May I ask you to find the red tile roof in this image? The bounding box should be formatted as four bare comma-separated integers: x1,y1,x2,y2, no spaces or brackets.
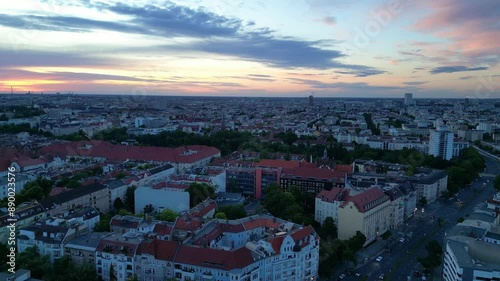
153,222,173,236
291,225,316,249
153,182,189,190
15,157,47,168
174,245,254,271
173,217,203,231
37,141,220,164
193,227,223,247
96,239,138,257
316,188,349,202
270,235,286,254
190,201,217,218
242,217,281,230
344,187,389,213
334,164,353,174
136,239,179,261
0,147,33,171
219,222,245,233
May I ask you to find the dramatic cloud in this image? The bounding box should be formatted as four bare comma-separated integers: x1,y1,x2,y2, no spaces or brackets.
0,49,118,68
412,0,500,64
430,66,488,74
0,2,384,72
336,66,386,77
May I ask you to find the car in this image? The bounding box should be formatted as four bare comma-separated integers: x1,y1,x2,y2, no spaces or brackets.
379,273,385,280
399,238,405,243
339,273,346,279
355,272,361,277
376,256,383,262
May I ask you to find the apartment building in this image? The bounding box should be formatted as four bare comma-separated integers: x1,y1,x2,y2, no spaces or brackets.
17,218,89,263
443,226,500,281
0,202,47,242
38,183,111,216
315,187,392,243
94,214,320,281
337,187,391,243
96,232,141,281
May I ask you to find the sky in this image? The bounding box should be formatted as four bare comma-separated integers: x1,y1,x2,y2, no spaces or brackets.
0,0,498,98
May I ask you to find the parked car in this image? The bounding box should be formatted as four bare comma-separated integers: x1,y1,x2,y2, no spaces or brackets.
379,273,385,280
376,256,383,262
399,238,405,242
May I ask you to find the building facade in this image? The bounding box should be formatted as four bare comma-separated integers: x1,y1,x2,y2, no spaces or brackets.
429,126,454,160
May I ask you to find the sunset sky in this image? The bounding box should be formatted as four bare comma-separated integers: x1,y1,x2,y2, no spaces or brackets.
0,0,498,98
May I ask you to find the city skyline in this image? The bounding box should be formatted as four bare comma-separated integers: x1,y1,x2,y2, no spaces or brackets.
0,0,498,98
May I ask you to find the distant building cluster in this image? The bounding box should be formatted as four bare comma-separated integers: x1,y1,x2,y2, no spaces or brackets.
0,94,499,280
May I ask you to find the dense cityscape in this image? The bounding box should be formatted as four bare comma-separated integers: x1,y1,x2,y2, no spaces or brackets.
1,0,499,280
0,93,499,281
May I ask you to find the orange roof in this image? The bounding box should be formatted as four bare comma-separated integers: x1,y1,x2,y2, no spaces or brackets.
344,187,389,213
242,217,281,230
174,245,254,271
335,164,353,174
38,141,220,164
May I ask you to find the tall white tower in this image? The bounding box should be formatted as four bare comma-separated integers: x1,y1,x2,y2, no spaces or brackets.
429,126,454,160
404,93,413,106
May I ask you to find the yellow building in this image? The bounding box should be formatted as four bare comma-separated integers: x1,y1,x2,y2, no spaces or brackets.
338,187,391,244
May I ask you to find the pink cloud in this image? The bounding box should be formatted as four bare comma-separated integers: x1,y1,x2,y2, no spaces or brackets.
411,0,499,64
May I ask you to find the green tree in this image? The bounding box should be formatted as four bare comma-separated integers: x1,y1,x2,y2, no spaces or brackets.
16,246,50,279
118,209,133,216
156,208,178,222
124,186,136,212
113,198,125,210
322,217,337,239
143,204,155,214
94,212,111,232
381,230,391,240
419,196,428,207
109,264,117,281
126,274,139,281
418,240,443,272
187,182,215,207
494,175,500,191
218,204,247,220
282,131,298,145
215,212,227,219
347,231,366,252
0,243,10,272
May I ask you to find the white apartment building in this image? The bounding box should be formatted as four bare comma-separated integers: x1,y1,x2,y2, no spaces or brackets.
443,232,500,281
429,126,454,160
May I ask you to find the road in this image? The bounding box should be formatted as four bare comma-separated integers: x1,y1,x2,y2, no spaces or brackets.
337,154,499,281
